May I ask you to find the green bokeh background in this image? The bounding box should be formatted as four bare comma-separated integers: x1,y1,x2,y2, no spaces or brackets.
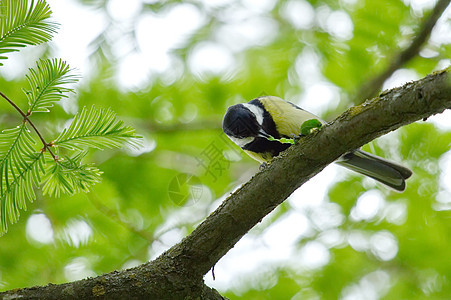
0,0,450,298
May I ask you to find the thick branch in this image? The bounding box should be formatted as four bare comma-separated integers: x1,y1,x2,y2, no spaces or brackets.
354,0,450,103
1,68,450,299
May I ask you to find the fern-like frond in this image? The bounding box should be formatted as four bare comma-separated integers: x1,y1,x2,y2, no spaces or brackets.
0,124,42,235
42,151,102,198
0,150,45,236
53,106,142,151
0,125,38,195
24,58,78,113
0,0,58,65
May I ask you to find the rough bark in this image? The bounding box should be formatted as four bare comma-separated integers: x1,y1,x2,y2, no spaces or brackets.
1,68,450,299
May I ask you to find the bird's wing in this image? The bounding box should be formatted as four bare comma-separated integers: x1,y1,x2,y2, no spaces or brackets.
259,96,325,137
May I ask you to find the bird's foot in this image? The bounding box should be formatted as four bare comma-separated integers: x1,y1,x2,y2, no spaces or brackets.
290,133,300,144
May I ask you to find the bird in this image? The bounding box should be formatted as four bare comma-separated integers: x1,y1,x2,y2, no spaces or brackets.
222,95,412,191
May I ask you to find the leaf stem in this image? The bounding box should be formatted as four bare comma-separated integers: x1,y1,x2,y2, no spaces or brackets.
0,91,58,161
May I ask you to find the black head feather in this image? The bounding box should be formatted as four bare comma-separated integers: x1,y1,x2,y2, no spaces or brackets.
222,104,260,138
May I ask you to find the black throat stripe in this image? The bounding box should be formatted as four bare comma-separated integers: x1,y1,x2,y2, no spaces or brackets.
242,137,291,157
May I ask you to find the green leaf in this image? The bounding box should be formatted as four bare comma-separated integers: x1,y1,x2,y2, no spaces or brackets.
0,147,45,235
0,123,45,236
268,136,295,144
42,151,102,198
24,58,78,113
0,125,38,196
53,106,142,151
0,57,74,236
0,0,58,65
300,119,323,135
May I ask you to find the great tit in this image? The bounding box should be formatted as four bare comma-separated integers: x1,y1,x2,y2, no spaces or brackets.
222,96,412,191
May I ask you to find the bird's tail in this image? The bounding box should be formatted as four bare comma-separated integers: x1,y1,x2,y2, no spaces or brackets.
336,149,412,191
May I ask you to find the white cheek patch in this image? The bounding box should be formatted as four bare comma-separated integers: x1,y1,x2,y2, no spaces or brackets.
227,135,254,148
242,103,264,126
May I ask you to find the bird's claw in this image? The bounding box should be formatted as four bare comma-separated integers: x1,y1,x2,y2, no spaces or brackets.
290,133,300,143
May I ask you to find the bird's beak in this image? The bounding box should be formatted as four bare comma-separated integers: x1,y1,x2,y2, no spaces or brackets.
258,130,271,139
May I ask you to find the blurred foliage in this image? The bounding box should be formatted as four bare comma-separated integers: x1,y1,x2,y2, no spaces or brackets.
0,0,57,65
0,0,450,299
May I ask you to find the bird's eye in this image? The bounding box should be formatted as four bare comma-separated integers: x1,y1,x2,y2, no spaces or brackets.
223,105,259,138
234,123,250,135
232,115,259,136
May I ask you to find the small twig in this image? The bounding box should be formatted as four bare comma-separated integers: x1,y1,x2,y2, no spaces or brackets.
146,119,221,133
0,91,58,161
87,193,156,243
354,0,451,103
0,91,28,119
211,265,216,280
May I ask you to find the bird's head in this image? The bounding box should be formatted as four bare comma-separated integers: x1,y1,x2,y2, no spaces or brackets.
222,104,262,139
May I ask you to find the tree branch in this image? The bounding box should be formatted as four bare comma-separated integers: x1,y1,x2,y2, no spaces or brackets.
146,119,221,133
1,68,450,299
0,91,58,160
354,0,450,103
87,193,156,243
